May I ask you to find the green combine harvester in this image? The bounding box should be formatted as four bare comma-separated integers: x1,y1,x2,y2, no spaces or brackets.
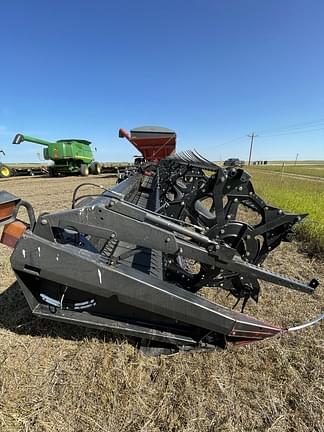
12,134,101,177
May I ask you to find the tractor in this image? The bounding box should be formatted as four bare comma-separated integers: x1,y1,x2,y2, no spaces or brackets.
0,150,12,178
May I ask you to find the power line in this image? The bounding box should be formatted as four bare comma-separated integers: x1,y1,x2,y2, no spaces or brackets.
260,126,324,138
256,118,324,135
215,135,247,148
214,118,324,155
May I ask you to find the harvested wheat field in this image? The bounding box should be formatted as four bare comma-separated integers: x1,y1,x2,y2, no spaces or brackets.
0,174,323,432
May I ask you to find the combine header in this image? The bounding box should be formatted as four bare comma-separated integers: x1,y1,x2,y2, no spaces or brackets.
0,127,322,353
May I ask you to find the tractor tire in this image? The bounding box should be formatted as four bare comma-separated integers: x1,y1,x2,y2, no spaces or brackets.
80,164,89,176
0,164,12,178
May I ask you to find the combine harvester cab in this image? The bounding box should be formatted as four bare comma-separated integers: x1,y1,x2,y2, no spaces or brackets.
0,126,322,354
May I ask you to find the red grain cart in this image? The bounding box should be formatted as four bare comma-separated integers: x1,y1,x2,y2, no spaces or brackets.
119,126,176,162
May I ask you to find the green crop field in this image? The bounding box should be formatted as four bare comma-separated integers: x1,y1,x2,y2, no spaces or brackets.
262,160,324,165
252,163,324,178
248,167,324,254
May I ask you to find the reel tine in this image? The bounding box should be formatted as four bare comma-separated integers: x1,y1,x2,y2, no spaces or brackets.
181,151,189,160
182,151,192,163
188,150,200,163
232,298,241,310
192,150,208,165
190,151,201,163
193,149,214,166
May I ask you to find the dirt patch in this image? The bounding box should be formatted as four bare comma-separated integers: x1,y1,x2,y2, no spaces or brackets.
0,175,323,432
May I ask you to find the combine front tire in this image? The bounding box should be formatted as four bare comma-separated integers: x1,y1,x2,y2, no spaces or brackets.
90,162,102,175
0,165,12,178
80,164,89,176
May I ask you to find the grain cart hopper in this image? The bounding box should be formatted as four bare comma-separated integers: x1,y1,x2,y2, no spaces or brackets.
12,134,101,176
0,145,322,353
119,126,176,163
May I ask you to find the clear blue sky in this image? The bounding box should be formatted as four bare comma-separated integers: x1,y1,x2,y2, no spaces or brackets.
0,0,323,162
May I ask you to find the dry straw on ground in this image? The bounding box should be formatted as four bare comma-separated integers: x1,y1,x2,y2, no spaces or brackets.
0,175,323,431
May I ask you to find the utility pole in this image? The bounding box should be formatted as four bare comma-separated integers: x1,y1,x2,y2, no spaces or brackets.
294,153,299,166
248,132,258,165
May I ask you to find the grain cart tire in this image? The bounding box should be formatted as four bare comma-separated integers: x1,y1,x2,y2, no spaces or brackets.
0,164,12,178
90,162,102,175
80,164,89,176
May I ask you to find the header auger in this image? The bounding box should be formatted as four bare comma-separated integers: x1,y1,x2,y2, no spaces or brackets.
0,141,322,354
